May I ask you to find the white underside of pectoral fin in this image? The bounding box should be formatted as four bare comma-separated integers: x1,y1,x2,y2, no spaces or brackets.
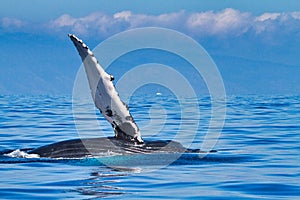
69,34,143,143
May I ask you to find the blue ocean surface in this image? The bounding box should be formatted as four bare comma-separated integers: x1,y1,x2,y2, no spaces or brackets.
0,95,299,199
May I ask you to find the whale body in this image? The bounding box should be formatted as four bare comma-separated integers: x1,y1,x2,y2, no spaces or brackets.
11,34,207,159
28,137,199,158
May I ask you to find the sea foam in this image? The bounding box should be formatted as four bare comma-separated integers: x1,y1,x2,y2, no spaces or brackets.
4,149,40,158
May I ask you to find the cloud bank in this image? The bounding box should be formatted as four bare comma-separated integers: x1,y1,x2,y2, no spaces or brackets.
45,8,300,40
1,8,300,42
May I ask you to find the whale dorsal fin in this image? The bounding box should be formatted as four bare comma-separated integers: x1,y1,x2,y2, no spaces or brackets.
69,34,143,144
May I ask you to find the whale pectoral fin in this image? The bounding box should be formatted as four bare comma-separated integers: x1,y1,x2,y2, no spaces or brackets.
69,34,143,144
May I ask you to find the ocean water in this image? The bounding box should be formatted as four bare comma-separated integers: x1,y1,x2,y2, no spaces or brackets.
0,95,299,199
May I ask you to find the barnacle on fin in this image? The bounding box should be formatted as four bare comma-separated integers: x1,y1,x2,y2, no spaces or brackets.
110,75,114,81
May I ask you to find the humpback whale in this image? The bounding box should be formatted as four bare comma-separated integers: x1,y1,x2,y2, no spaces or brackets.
26,34,204,158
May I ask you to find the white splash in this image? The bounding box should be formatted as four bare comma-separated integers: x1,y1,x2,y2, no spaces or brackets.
4,149,40,158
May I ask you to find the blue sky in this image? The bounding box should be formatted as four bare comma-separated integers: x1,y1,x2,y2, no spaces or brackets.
1,0,300,95
2,0,300,20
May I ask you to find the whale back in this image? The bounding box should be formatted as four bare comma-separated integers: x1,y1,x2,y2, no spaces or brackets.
29,138,188,158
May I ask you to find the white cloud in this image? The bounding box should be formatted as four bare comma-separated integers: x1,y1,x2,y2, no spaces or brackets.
254,13,281,34
1,17,25,28
48,12,130,37
112,10,187,30
113,11,132,21
50,14,76,27
291,12,300,20
256,13,281,22
252,12,300,35
187,8,251,36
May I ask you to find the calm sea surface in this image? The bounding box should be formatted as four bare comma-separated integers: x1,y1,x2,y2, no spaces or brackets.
0,95,299,199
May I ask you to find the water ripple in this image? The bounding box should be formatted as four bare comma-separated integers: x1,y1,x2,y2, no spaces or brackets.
0,95,300,199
